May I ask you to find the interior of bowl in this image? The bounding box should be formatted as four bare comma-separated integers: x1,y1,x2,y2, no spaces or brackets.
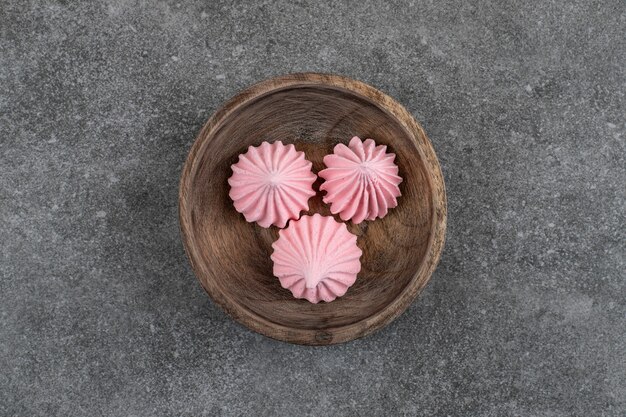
184,82,434,335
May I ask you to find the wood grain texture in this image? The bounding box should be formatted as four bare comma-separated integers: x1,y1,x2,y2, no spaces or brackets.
179,73,447,345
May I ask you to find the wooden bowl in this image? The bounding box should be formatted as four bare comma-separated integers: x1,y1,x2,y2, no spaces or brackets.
179,73,446,345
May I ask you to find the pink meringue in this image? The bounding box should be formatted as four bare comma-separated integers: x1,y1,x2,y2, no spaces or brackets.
271,214,362,303
228,141,316,228
319,136,402,224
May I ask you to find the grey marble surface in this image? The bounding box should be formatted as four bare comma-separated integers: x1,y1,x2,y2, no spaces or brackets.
1,1,624,416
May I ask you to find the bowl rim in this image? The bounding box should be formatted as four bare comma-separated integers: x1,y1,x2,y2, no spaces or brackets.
179,72,447,345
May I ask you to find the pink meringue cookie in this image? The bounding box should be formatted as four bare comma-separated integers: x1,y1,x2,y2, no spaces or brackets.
319,136,402,224
271,214,362,303
228,141,316,228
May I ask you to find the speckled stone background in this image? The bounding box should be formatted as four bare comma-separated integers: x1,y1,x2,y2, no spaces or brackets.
1,1,624,416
